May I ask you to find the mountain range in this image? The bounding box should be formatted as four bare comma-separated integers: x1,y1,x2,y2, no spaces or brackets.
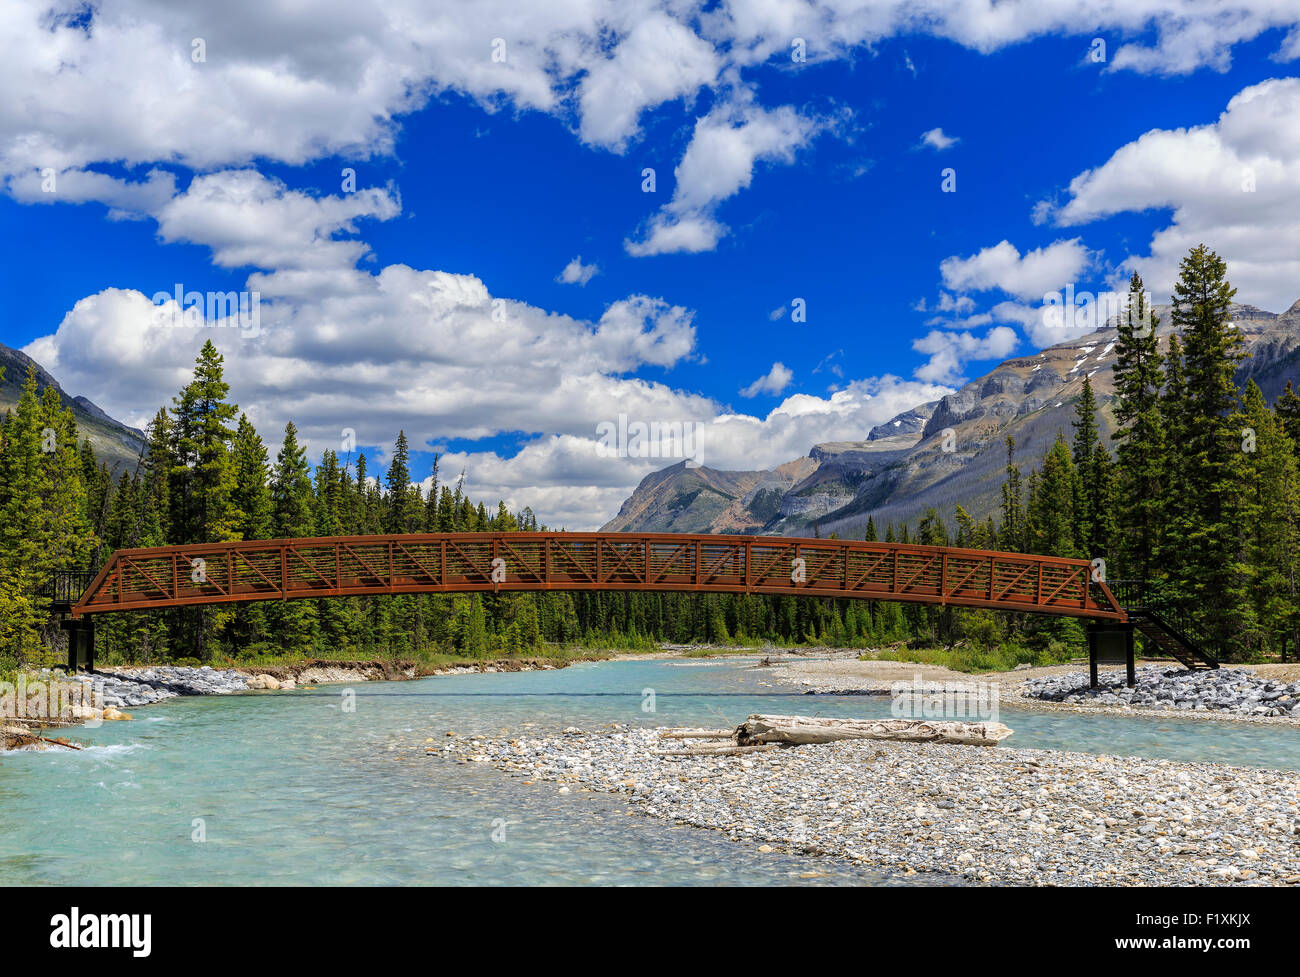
0,342,145,477
602,298,1300,539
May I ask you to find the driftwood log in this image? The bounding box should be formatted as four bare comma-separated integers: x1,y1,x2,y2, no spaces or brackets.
652,714,1013,756
650,744,782,757
657,728,736,740
734,714,1013,747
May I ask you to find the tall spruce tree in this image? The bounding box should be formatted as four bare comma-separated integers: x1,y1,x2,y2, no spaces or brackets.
998,437,1024,551
1070,375,1103,558
384,431,425,534
1275,382,1300,450
168,341,239,544
1168,245,1250,650
226,414,272,653
38,384,94,573
167,343,240,659
313,449,353,652
1157,331,1190,580
1030,435,1079,559
1111,273,1165,580
268,422,318,652
229,414,271,541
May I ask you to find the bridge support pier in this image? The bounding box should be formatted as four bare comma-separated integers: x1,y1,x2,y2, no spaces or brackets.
1087,621,1134,689
60,617,95,673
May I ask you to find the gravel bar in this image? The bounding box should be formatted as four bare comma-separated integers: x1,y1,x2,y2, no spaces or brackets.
444,725,1300,886
771,659,1300,727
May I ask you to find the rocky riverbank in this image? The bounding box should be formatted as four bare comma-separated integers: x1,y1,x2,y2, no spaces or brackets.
446,725,1300,886
83,656,595,705
1020,665,1300,717
2,655,604,740
89,665,250,707
768,656,1300,726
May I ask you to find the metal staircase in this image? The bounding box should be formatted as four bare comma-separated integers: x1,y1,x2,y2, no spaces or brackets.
1108,579,1219,670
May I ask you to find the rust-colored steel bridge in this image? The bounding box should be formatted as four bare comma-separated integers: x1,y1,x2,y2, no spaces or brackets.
68,532,1125,621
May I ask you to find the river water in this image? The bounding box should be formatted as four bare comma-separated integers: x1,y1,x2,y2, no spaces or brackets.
2,657,1298,886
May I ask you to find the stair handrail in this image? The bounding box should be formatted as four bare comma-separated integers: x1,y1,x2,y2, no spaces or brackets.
1108,577,1219,667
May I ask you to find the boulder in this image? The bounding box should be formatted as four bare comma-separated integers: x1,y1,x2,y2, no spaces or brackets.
244,674,281,690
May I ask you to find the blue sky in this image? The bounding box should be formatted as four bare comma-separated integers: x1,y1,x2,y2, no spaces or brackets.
3,2,1299,527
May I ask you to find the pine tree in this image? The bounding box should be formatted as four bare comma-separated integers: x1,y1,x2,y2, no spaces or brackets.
917,508,948,546
998,437,1024,551
80,439,110,543
270,423,314,538
385,431,422,534
313,449,354,653
38,384,94,573
1169,244,1250,650
1240,381,1300,657
142,408,173,542
168,340,239,544
226,414,272,653
268,422,318,653
423,455,441,530
314,450,344,536
1111,272,1165,580
1030,435,1078,559
229,414,271,541
1070,375,1102,557
1090,442,1118,571
1275,382,1300,450
167,344,241,660
0,367,52,659
953,505,981,548
1158,332,1190,580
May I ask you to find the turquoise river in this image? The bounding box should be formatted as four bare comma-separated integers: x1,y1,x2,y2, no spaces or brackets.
3,657,1298,885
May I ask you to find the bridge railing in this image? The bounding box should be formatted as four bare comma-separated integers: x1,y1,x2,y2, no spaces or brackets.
40,569,100,609
69,532,1127,620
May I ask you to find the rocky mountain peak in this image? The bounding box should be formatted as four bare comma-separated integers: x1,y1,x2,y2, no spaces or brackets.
604,294,1300,539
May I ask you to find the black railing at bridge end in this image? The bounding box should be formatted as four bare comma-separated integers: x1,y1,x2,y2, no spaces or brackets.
40,569,100,611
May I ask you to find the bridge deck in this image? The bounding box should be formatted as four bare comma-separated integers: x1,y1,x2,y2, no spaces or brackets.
69,532,1126,621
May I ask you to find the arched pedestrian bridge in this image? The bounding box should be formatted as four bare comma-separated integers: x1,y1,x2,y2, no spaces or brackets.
67,532,1126,620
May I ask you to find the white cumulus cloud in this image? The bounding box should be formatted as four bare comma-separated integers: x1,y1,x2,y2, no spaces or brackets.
557,256,599,286
740,362,794,398
1040,77,1300,311
912,325,1019,385
918,127,959,151
940,239,1095,302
